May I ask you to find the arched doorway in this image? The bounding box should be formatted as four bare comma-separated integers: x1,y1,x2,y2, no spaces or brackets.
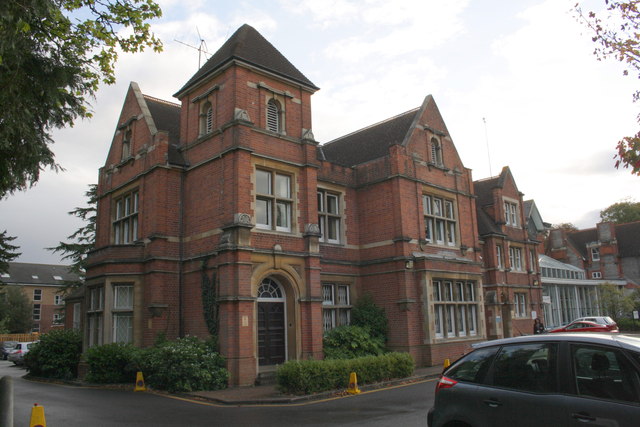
257,278,286,366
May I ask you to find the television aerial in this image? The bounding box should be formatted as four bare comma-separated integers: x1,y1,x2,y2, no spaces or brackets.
175,28,211,69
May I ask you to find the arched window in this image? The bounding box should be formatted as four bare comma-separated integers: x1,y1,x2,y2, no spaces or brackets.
122,128,131,160
199,101,213,135
257,278,284,300
266,99,282,133
431,137,443,166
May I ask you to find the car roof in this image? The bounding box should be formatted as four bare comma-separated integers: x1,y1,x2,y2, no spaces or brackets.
472,333,640,352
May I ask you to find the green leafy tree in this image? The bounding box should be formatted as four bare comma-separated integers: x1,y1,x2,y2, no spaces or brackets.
553,222,579,232
0,231,21,274
575,1,640,175
0,286,33,333
600,198,640,223
351,293,388,341
598,282,634,319
0,0,162,197
48,184,97,280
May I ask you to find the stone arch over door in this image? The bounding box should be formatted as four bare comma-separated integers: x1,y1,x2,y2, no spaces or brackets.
257,277,287,366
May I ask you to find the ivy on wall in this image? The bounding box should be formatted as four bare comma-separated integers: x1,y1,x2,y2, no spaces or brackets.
201,265,219,341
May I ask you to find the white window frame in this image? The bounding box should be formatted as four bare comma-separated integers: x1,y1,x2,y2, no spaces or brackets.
112,284,134,344
504,200,519,227
54,295,63,305
591,247,600,261
33,289,42,301
423,195,457,246
113,190,139,244
317,189,342,244
509,246,523,271
87,287,104,347
592,271,602,279
33,303,41,321
514,293,527,317
433,280,479,339
322,283,351,332
496,245,504,269
256,169,293,232
53,313,62,324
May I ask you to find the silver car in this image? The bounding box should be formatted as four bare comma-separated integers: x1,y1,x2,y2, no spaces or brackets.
7,342,36,365
428,333,640,427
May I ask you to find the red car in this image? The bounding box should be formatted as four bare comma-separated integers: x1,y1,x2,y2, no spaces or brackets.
549,320,619,333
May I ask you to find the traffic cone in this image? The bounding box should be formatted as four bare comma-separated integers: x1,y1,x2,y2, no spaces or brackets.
29,403,46,427
134,371,146,392
347,371,361,395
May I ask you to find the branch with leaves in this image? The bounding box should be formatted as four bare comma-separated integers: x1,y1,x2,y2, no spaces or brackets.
575,1,640,175
0,0,163,197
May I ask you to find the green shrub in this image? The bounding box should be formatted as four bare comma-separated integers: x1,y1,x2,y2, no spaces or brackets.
139,336,228,393
277,352,414,395
323,325,385,359
24,329,82,380
351,293,388,341
84,343,142,384
616,317,640,331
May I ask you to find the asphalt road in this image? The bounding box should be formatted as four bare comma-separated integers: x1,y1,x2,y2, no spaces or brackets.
1,360,436,426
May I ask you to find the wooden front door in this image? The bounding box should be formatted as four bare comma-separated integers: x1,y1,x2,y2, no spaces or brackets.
258,302,285,366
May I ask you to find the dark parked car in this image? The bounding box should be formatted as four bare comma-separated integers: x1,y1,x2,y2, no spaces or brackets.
549,320,619,333
1,341,17,360
428,333,640,427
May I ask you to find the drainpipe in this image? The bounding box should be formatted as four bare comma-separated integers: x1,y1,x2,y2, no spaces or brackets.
178,167,185,338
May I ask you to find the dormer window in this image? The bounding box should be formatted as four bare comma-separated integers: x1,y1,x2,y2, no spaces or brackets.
199,101,213,136
430,137,443,166
504,200,518,227
591,247,600,261
266,98,283,133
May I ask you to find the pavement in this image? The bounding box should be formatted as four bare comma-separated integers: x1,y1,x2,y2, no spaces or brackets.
186,365,443,405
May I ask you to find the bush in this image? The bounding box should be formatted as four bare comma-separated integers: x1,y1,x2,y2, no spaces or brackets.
351,293,388,341
277,352,414,395
616,317,640,331
138,336,228,393
24,329,82,380
84,343,142,384
323,325,385,359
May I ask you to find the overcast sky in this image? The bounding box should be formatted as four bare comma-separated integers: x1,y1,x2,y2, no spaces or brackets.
2,0,638,265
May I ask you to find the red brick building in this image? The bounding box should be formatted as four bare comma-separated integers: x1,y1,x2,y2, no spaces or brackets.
75,24,527,385
474,167,545,338
2,262,77,333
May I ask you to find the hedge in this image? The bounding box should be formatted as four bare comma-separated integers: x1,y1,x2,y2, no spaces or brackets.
276,352,414,395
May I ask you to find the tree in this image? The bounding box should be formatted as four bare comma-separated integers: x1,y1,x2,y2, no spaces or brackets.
575,1,640,175
598,282,634,319
0,230,21,274
0,0,162,198
600,198,640,223
48,184,97,280
0,286,33,333
553,222,579,232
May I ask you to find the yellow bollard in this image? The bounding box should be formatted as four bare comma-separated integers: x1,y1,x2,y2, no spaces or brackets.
29,403,46,427
134,371,147,392
347,371,361,395
443,358,451,369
